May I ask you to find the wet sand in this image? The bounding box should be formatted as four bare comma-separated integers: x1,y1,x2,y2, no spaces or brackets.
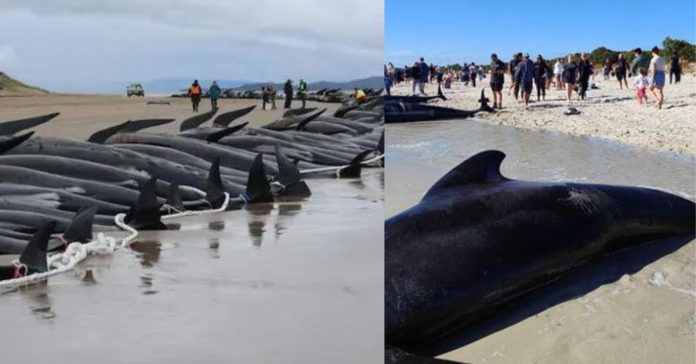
391,74,696,155
0,95,382,363
387,120,695,363
0,94,339,140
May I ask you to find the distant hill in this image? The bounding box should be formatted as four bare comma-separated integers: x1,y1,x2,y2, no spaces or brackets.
232,76,383,92
0,72,49,96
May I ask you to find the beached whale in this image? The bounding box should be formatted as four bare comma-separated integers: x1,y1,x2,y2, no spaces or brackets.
384,85,447,104
385,90,493,123
385,150,695,359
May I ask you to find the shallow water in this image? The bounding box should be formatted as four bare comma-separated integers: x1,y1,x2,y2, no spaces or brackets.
0,170,384,364
387,119,695,215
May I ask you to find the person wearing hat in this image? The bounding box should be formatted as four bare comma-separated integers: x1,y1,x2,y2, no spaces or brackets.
208,80,221,109
283,79,293,109
187,79,202,113
514,53,535,109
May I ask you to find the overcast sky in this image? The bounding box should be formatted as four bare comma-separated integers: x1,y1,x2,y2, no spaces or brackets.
0,0,383,93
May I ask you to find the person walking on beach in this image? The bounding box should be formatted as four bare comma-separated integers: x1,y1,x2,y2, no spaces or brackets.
554,58,564,90
669,54,681,84
563,54,578,102
268,85,277,110
469,63,477,87
208,81,221,109
418,58,429,94
508,53,522,100
261,85,269,110
534,55,549,101
283,79,293,109
630,48,650,78
616,53,629,89
436,67,443,88
462,62,470,85
632,67,650,105
188,80,202,113
411,61,421,94
489,53,506,109
385,72,393,96
514,53,535,110
648,46,666,109
297,79,308,109
603,59,612,81
577,53,592,100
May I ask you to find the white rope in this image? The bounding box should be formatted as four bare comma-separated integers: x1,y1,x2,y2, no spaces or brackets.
0,192,230,288
299,154,384,174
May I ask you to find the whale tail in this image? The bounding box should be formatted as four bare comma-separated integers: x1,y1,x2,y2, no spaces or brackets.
206,122,249,143
0,131,34,154
205,158,226,209
19,221,56,274
437,84,447,100
275,146,311,198
478,89,494,113
125,177,166,230
338,149,373,178
166,183,186,211
243,154,274,204
62,205,98,244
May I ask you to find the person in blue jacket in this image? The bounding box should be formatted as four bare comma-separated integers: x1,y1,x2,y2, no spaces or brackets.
208,81,221,109
514,53,535,110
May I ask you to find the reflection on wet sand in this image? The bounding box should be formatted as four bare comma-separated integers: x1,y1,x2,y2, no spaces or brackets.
275,203,303,239
19,282,55,321
246,204,273,247
130,240,162,267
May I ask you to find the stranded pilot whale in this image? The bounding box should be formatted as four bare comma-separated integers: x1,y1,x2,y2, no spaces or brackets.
385,150,695,360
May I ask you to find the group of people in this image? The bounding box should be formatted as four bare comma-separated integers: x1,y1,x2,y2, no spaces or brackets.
385,45,681,111
186,80,221,113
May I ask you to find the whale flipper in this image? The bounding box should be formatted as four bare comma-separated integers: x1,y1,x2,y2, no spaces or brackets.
179,108,218,131
19,221,55,274
0,112,59,136
206,122,249,143
423,150,508,199
0,132,34,154
212,105,256,127
88,121,132,143
121,118,175,133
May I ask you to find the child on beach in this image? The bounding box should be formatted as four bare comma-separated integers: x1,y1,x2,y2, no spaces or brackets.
632,67,650,105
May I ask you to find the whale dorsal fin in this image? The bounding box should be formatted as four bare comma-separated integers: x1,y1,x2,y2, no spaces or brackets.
423,150,508,199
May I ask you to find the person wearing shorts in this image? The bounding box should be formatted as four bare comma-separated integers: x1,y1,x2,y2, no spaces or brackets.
632,67,649,105
489,53,506,109
648,46,666,109
553,59,564,90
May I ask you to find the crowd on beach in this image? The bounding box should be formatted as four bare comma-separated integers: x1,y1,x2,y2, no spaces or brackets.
385,46,683,111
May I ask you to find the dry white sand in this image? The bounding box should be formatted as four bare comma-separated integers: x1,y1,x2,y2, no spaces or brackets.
392,73,696,155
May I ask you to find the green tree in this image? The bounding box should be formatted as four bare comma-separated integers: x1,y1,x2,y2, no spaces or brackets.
662,37,696,61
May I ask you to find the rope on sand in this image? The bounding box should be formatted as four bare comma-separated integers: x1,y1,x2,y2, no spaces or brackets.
0,192,230,288
299,154,384,175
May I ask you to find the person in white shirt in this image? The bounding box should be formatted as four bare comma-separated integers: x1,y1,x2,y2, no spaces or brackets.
632,67,650,105
553,59,564,90
648,46,666,109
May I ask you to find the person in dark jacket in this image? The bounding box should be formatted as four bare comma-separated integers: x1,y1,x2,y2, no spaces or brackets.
534,55,549,101
508,53,522,100
563,54,578,102
283,79,293,109
615,53,629,89
418,57,429,94
577,53,592,100
208,81,221,109
489,53,506,109
514,53,535,109
630,48,650,78
411,61,421,94
188,79,202,113
670,54,681,84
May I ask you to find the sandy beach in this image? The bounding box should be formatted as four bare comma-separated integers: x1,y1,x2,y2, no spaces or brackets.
0,94,339,140
391,72,696,155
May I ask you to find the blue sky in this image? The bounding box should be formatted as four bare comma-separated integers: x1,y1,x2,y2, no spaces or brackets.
386,0,695,66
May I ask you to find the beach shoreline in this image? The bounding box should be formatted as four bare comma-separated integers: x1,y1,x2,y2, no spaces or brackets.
390,73,696,156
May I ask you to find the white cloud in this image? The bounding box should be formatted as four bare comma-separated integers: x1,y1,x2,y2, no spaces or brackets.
0,1,383,92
